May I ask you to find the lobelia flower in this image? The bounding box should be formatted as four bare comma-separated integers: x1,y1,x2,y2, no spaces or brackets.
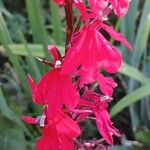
75,67,117,96
22,109,81,150
110,0,131,17
79,88,121,144
89,0,131,18
28,45,79,118
61,20,131,95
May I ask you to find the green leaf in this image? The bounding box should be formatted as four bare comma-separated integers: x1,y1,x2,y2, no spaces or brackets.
18,30,41,80
0,86,31,136
49,0,63,45
25,0,49,44
0,119,26,150
110,84,150,117
119,62,150,84
135,131,150,146
25,0,51,59
0,12,30,95
0,44,65,57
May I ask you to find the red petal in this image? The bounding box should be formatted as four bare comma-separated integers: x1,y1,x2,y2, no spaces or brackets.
28,75,44,105
60,134,74,150
96,32,122,73
56,112,81,137
36,126,60,150
21,116,37,124
97,74,117,96
102,23,132,50
110,0,130,17
95,110,121,145
48,45,62,61
89,0,108,13
53,0,64,5
61,75,79,108
73,0,88,22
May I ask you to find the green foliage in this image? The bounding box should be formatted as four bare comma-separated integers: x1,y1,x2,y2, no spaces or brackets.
0,118,26,150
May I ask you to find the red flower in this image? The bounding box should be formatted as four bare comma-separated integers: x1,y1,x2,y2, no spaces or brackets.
110,0,131,17
28,45,79,117
22,111,81,150
89,0,131,17
95,109,121,145
80,88,121,144
77,67,117,96
36,111,80,150
61,21,131,96
62,26,121,74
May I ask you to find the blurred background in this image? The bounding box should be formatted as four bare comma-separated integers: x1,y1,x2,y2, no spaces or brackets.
0,0,150,149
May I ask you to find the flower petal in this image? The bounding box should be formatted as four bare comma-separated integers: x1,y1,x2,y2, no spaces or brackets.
95,109,121,145
102,23,132,50
21,116,37,124
48,44,62,61
110,0,131,17
56,112,81,137
28,75,44,105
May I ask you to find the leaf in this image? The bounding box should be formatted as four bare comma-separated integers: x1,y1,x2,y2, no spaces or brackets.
25,0,50,58
0,44,64,57
0,86,31,136
110,84,150,117
135,131,150,146
18,30,41,80
49,0,63,45
0,119,26,150
0,12,30,94
119,62,150,84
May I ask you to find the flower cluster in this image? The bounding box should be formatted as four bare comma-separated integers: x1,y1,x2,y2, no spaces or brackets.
22,0,132,149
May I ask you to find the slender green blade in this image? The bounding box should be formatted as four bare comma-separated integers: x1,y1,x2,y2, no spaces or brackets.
26,0,49,44
119,62,150,84
0,44,64,57
110,84,150,117
0,86,30,136
49,0,63,45
18,30,41,80
0,12,30,94
25,0,50,58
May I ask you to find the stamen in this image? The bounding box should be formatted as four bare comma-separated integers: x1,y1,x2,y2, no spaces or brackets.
55,60,62,68
101,95,113,102
39,115,46,127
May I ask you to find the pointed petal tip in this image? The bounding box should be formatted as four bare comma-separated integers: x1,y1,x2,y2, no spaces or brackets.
27,74,36,90
48,44,62,61
21,116,37,124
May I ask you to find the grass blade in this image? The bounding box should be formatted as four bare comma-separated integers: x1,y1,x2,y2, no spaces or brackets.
110,84,150,117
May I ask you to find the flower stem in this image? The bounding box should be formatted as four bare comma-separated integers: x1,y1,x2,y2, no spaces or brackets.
64,0,74,53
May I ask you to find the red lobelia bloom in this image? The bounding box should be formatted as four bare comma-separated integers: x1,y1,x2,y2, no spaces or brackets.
28,45,79,118
77,67,117,96
22,110,81,150
89,0,131,18
61,20,131,96
79,88,121,144
62,20,131,74
110,0,131,17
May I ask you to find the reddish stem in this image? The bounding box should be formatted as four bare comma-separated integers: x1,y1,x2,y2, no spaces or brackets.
64,0,74,53
36,57,54,68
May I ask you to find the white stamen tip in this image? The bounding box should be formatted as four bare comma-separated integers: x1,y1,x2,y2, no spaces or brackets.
39,115,46,127
101,95,113,101
36,57,43,62
110,132,113,136
55,60,61,68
